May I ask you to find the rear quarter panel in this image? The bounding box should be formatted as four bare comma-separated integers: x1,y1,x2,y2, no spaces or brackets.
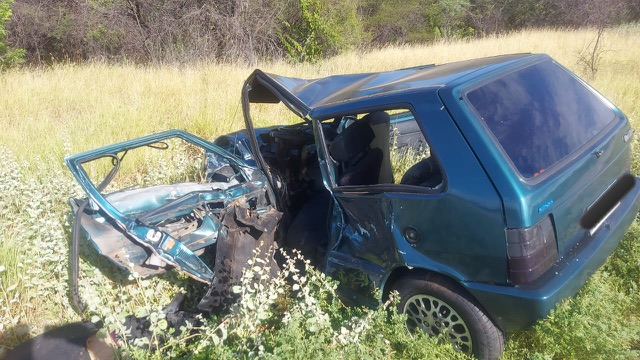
394,98,508,283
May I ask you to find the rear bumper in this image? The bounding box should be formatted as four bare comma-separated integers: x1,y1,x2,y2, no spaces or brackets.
464,176,640,332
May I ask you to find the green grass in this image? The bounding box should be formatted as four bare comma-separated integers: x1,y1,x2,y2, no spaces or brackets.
1,25,640,358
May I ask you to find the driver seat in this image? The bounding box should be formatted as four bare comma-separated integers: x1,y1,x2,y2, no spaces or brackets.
363,111,393,184
329,120,382,186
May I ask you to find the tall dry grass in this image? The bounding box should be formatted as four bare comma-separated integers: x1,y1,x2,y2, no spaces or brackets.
0,26,638,169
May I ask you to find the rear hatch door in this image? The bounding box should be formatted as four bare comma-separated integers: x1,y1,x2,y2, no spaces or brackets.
442,55,636,257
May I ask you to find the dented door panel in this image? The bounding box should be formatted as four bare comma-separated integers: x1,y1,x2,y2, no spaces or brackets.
326,193,400,306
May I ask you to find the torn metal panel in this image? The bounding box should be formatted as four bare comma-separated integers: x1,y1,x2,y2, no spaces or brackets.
66,130,278,290
72,179,276,283
197,205,282,312
71,197,160,277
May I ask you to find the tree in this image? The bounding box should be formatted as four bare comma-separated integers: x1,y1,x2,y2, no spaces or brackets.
467,0,507,35
556,0,627,77
362,0,436,45
6,0,291,64
433,0,471,39
0,0,23,70
6,0,88,64
280,0,361,63
361,0,472,45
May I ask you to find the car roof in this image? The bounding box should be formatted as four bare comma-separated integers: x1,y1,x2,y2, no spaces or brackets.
244,53,539,119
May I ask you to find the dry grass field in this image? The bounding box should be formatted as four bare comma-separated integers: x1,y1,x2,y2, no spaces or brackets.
0,25,638,168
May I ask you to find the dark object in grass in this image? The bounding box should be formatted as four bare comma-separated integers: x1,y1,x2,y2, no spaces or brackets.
2,322,98,360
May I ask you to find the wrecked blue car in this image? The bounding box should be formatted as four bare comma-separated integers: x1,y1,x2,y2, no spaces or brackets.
66,53,640,360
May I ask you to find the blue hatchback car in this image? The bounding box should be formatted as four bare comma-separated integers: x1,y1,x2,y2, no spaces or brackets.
66,53,640,359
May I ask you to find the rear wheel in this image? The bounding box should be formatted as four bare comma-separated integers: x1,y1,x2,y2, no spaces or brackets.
393,273,505,360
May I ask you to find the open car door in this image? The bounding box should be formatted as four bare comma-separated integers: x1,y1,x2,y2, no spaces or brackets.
65,130,280,312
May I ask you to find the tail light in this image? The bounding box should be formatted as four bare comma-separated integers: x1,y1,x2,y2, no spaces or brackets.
506,216,558,285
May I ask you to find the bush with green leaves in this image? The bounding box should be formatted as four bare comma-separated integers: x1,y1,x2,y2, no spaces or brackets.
152,250,466,360
0,0,23,70
279,0,361,63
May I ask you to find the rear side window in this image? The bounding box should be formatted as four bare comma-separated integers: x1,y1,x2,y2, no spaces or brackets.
467,60,616,178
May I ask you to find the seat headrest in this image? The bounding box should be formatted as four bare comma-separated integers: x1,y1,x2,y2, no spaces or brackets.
362,111,390,125
329,120,375,162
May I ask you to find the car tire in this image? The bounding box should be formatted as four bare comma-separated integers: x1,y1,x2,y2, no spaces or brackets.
393,273,505,360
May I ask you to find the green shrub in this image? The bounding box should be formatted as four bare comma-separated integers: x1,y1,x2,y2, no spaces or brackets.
0,0,23,70
279,0,361,63
0,148,79,348
605,221,640,292
180,251,466,359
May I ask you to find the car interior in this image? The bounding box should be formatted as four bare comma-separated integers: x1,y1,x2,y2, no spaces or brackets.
236,109,444,265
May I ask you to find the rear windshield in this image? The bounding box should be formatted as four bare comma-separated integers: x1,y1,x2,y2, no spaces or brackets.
467,60,616,178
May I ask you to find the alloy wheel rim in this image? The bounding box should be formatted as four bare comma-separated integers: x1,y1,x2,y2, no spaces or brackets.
403,294,473,353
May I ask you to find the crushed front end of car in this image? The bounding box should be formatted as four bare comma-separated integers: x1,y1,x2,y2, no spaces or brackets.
65,130,281,313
